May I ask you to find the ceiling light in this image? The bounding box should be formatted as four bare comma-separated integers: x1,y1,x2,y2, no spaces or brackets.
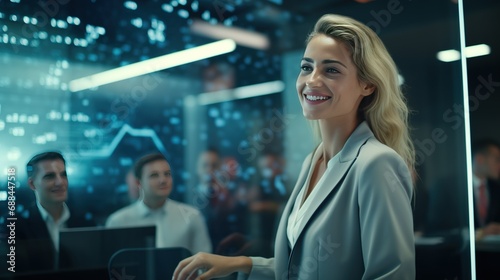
437,44,490,62
437,49,461,62
464,44,490,58
69,39,236,92
190,20,269,50
196,80,285,105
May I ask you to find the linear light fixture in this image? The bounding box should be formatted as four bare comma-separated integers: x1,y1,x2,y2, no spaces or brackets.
436,44,490,62
69,39,237,92
437,49,461,62
195,80,285,105
464,44,490,58
190,20,269,50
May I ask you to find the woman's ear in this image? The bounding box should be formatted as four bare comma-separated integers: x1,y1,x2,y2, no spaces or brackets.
362,83,376,96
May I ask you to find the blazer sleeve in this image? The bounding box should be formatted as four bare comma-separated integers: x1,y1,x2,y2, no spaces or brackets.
357,151,415,280
237,257,275,280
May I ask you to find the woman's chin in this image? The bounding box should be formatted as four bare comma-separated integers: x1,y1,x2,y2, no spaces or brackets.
303,111,321,120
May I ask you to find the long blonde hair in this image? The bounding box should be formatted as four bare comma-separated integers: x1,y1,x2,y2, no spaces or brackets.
306,14,415,175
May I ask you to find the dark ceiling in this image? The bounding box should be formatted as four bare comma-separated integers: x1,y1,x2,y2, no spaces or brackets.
194,0,500,80
224,0,500,93
1,0,497,92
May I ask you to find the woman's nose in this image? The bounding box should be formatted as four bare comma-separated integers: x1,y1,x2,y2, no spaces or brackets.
305,70,322,87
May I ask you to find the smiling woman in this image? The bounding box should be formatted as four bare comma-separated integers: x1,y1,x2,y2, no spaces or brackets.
173,13,416,280
0,0,483,279
297,34,374,124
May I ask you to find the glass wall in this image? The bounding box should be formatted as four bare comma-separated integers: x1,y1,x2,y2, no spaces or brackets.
464,0,500,278
1,0,495,279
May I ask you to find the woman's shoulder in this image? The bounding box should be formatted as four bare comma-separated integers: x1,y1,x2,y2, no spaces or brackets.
354,138,414,198
356,137,406,168
358,137,403,162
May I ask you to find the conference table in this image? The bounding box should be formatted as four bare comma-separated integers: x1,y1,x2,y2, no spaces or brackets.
475,235,500,279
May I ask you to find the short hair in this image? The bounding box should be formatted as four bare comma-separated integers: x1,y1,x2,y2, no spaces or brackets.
27,151,66,178
204,147,220,156
133,153,168,179
472,139,500,157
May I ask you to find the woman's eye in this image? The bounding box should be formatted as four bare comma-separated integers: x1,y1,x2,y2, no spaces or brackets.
300,65,312,71
327,68,339,73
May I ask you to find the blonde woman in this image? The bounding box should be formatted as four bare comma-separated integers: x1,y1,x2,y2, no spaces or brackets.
174,14,415,280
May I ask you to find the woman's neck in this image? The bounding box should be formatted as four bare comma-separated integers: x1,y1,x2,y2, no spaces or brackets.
318,116,360,160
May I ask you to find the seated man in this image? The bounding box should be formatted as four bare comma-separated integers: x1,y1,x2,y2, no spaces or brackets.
14,151,94,273
472,139,500,239
106,153,212,254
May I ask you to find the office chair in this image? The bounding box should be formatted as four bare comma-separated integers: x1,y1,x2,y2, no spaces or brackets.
108,247,192,280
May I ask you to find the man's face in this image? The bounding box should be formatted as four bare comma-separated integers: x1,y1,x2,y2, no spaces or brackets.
197,151,220,180
139,160,173,200
475,146,500,180
485,146,500,180
28,159,68,206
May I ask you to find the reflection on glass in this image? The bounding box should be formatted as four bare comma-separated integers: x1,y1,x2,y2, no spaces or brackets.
0,0,490,279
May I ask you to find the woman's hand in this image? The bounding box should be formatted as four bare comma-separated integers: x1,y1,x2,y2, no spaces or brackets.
172,252,252,280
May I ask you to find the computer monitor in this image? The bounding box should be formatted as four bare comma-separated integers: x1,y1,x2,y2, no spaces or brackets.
58,226,156,270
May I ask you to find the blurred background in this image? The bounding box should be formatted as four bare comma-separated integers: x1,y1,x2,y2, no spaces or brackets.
0,0,499,279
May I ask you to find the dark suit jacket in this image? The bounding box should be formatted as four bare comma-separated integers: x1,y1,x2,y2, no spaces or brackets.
474,179,500,228
14,203,95,273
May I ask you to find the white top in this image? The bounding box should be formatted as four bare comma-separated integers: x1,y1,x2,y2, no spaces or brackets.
36,201,70,251
105,199,212,254
287,149,339,247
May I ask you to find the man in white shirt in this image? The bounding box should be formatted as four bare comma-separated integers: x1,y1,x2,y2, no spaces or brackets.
106,153,212,254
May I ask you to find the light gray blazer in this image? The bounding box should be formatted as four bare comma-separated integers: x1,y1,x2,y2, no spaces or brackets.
243,121,415,280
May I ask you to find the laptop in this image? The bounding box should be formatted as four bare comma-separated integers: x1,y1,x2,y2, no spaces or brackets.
58,225,156,270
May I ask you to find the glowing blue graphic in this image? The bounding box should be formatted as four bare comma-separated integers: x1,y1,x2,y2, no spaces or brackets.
78,124,167,157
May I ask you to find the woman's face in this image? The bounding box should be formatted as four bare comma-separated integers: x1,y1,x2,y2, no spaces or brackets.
296,34,373,121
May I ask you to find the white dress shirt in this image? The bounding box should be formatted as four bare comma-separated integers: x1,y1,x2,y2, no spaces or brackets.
473,175,490,225
473,175,490,205
36,201,70,251
287,150,340,248
105,199,212,254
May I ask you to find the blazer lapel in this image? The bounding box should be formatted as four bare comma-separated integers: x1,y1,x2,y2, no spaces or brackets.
274,151,314,277
291,122,374,249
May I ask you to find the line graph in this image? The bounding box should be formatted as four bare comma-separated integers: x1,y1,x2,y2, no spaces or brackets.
78,124,168,157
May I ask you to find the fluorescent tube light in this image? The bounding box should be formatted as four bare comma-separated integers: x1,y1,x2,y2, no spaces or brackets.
69,39,236,92
190,20,269,50
197,80,285,105
436,44,490,62
437,49,461,62
464,44,490,58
